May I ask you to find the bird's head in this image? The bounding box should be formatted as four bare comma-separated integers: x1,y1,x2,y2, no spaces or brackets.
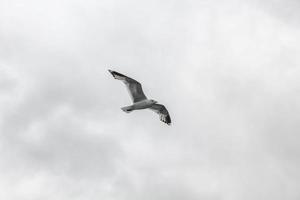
150,99,157,104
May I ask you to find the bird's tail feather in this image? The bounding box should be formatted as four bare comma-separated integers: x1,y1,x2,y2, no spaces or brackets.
121,106,133,113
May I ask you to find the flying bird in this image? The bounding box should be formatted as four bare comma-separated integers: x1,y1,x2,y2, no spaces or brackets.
108,70,171,125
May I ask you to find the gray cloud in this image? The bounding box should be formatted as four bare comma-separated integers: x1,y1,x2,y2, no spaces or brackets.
252,0,300,25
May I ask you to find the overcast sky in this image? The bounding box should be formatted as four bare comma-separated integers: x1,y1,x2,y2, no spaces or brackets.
0,0,300,199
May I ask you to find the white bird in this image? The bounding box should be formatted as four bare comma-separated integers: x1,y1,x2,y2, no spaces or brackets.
108,70,171,125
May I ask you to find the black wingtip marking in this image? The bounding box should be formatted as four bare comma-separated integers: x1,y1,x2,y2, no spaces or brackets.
160,115,171,125
108,69,117,76
108,69,126,79
166,115,171,125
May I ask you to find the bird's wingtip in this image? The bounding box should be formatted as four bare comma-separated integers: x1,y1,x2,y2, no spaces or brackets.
108,69,113,73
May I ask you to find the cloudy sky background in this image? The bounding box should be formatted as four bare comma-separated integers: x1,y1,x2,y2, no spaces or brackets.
0,0,300,199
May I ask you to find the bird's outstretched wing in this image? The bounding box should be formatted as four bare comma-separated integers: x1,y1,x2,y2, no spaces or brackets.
149,104,171,125
108,70,147,103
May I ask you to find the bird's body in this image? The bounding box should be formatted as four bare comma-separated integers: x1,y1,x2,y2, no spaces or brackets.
121,99,156,113
108,69,171,125
132,99,157,110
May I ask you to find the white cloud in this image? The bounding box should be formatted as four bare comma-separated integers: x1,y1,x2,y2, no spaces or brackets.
0,0,300,199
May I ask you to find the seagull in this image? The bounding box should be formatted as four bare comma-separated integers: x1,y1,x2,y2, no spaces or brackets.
108,70,171,125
